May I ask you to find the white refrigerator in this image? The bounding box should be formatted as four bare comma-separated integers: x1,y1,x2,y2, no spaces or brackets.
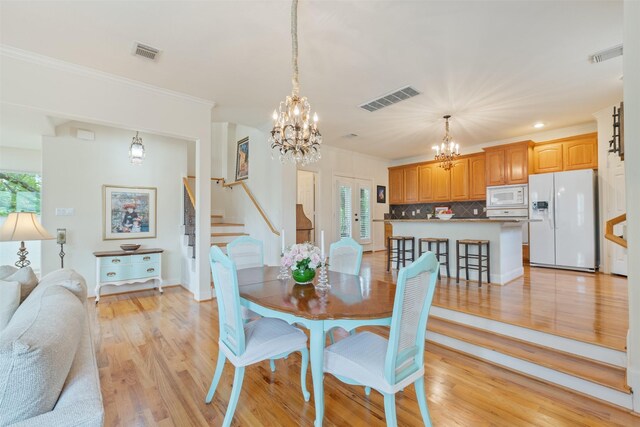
529,169,598,272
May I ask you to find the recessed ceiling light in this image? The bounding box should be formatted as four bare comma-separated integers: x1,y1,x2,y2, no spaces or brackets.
533,122,545,129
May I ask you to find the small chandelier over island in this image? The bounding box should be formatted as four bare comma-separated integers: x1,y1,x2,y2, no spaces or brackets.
269,0,322,166
432,115,460,170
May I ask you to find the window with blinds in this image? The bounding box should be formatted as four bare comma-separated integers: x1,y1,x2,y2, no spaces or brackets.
339,185,352,238
359,187,370,240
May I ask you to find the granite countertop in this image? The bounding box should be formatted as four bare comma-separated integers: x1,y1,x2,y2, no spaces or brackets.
374,218,538,223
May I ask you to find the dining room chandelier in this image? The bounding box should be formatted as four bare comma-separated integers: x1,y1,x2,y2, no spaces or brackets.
432,115,459,170
269,0,322,166
129,131,145,165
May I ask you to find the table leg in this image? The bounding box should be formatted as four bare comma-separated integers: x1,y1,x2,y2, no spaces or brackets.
310,321,325,427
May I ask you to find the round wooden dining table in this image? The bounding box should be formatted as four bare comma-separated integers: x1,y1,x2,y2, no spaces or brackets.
236,266,397,427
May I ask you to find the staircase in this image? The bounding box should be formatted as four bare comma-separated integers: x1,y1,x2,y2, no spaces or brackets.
426,308,632,409
210,215,247,252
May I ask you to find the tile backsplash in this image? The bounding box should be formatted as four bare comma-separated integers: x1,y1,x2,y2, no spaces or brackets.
389,201,487,219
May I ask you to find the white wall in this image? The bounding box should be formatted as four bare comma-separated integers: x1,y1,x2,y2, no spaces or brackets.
298,144,390,252
41,122,188,297
623,0,640,412
1,47,213,300
390,122,598,166
0,146,41,172
594,104,624,274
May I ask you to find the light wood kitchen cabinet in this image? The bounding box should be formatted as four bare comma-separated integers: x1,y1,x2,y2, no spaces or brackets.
384,222,393,248
403,166,419,203
417,163,434,202
433,165,451,201
450,158,470,200
563,133,598,170
532,142,563,173
505,143,530,184
388,167,404,204
530,133,598,174
485,149,506,186
469,154,486,200
484,141,532,186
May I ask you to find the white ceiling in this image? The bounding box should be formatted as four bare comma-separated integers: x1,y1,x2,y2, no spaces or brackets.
0,1,623,159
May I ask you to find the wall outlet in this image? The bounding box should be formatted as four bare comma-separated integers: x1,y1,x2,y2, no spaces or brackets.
416,209,421,213
412,211,415,216
483,207,487,212
474,209,478,215
402,211,405,216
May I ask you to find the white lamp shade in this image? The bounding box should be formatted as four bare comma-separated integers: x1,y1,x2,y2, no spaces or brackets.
0,212,54,242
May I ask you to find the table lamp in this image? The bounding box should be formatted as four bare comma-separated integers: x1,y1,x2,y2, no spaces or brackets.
0,212,54,268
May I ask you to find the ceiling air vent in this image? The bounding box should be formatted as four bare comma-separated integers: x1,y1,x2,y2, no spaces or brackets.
359,86,421,112
132,42,160,61
590,44,623,63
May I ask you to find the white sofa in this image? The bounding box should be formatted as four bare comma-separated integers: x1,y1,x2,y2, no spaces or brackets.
0,269,104,427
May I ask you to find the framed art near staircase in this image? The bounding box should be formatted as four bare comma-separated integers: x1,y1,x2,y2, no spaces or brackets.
236,137,249,181
103,185,157,240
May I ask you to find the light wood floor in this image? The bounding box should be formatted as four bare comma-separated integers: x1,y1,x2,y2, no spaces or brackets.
362,252,629,350
89,262,638,426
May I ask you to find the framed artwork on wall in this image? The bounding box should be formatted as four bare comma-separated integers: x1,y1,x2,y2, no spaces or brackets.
376,185,386,203
103,185,157,240
235,137,249,181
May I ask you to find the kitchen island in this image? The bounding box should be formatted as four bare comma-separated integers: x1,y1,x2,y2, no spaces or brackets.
376,218,533,285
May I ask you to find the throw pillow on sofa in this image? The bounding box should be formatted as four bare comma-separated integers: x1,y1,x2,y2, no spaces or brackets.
33,268,87,302
0,285,84,426
0,280,20,331
0,266,38,303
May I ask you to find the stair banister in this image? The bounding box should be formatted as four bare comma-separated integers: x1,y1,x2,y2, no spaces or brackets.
605,213,627,249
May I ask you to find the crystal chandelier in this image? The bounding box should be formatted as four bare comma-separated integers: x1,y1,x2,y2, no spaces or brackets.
432,115,459,170
129,131,145,165
269,0,322,166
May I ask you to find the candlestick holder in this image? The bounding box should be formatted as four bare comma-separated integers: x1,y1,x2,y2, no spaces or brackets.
277,252,290,280
316,258,330,289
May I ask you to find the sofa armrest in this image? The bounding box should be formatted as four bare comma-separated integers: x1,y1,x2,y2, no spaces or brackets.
9,398,104,427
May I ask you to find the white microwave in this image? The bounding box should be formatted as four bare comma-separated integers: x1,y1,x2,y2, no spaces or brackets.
486,184,528,208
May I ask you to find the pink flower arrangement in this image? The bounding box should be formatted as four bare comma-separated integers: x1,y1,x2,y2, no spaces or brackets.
281,242,322,271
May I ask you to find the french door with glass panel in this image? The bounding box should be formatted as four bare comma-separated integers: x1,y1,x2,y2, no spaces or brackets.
336,177,372,246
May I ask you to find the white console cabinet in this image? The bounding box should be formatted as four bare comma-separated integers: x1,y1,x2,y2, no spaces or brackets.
93,248,163,303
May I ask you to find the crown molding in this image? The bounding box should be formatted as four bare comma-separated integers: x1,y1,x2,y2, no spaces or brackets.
0,45,216,109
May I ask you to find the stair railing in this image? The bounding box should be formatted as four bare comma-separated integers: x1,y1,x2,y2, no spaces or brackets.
182,177,196,258
188,176,280,237
605,213,627,248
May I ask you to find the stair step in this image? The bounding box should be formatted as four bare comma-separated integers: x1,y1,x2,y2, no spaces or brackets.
211,242,228,248
211,232,248,237
427,317,630,393
211,223,244,227
211,214,223,219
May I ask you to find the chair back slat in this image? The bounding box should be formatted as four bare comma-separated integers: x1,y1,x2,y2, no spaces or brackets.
227,236,264,270
384,252,439,386
329,237,363,275
210,246,245,355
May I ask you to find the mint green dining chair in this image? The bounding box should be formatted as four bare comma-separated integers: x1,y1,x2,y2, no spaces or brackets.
206,246,310,427
323,252,439,426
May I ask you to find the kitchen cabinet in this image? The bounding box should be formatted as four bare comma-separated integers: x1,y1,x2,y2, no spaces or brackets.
417,163,434,202
532,142,563,173
384,223,393,249
403,166,419,203
484,141,533,186
433,165,451,201
505,143,530,184
485,149,506,186
530,133,598,174
469,154,486,200
450,158,470,200
564,134,598,170
389,167,404,204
